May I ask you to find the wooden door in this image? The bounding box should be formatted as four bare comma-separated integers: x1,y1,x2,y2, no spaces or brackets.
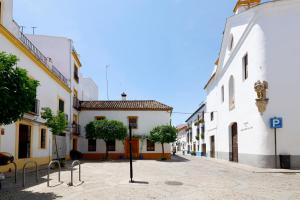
231,123,238,162
18,124,31,159
210,136,215,158
202,143,206,156
125,138,139,159
73,138,78,151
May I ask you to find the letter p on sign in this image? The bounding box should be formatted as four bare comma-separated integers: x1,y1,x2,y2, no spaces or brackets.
270,117,283,129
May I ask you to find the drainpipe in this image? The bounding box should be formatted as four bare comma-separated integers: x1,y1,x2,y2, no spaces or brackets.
68,40,73,155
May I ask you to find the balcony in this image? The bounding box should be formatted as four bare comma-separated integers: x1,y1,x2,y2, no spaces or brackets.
73,96,80,110
28,99,40,116
72,123,80,136
19,32,70,87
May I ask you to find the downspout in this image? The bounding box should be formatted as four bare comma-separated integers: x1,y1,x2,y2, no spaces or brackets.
68,40,73,155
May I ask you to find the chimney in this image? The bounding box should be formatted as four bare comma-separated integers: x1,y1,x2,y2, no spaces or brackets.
121,92,127,101
233,0,261,14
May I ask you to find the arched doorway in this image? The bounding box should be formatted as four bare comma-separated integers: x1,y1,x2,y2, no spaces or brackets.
230,123,238,162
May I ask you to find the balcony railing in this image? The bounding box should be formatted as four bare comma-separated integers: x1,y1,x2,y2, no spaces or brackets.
72,123,80,136
28,99,40,116
19,32,70,87
73,96,80,110
52,65,69,85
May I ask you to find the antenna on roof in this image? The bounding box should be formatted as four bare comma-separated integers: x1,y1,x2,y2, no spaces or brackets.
31,26,37,35
106,65,110,100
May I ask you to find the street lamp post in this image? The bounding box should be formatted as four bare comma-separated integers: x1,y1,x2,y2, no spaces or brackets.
129,124,134,183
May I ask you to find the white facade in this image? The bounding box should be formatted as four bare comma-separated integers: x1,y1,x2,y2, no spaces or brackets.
185,103,206,156
78,109,172,159
204,0,300,168
0,0,70,170
175,124,187,152
0,0,98,171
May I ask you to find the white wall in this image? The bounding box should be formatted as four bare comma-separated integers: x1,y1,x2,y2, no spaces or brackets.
80,77,99,100
0,4,72,160
204,0,300,166
26,35,71,79
78,110,171,153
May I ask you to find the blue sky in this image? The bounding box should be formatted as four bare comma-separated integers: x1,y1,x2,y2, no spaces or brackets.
14,0,237,125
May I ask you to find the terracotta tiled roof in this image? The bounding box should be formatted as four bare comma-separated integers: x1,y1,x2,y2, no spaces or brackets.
176,124,187,131
80,100,173,111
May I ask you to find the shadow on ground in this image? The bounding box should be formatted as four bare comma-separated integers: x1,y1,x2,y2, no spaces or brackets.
0,190,62,200
157,155,190,163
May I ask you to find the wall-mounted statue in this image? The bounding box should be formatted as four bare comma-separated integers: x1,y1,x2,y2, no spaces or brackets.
254,81,269,113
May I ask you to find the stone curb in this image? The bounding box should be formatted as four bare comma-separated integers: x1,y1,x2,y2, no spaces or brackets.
181,154,300,174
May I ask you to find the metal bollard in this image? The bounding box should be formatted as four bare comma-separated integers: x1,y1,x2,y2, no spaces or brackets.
47,160,62,187
22,161,38,187
7,162,17,184
68,160,81,186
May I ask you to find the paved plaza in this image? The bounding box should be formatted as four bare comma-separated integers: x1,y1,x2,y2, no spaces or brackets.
1,155,300,200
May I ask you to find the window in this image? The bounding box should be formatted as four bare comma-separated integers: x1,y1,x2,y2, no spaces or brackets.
58,99,65,113
242,53,248,80
18,124,31,159
147,139,155,151
210,112,214,121
228,34,234,51
107,140,115,151
221,85,225,103
88,139,96,152
40,128,46,149
229,76,235,110
74,64,79,83
128,116,138,129
95,116,106,121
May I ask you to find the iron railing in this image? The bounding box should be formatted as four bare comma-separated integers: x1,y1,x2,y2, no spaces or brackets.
19,32,70,87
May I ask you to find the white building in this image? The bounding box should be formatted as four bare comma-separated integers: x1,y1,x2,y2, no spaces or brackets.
185,103,206,156
175,124,187,152
24,34,99,158
0,0,97,171
204,0,300,168
78,94,173,160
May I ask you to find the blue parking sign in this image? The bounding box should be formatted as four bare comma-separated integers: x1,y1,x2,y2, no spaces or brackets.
270,117,283,129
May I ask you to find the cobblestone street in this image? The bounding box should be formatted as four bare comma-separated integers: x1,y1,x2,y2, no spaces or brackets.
1,155,300,200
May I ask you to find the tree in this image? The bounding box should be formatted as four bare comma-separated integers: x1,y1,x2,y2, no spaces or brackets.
148,125,177,159
0,52,39,125
85,120,127,159
41,107,67,160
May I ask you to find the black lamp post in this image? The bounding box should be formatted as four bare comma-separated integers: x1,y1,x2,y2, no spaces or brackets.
129,124,134,183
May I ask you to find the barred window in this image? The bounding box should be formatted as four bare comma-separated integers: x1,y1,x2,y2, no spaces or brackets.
88,139,96,152
40,128,46,149
107,140,115,151
147,140,155,151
